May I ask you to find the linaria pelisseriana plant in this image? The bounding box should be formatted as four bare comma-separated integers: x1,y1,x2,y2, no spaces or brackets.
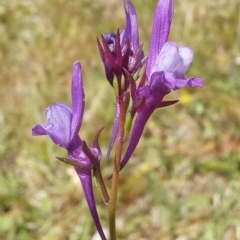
32,0,204,239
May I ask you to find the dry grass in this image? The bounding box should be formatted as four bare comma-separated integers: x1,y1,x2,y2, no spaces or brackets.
0,0,240,239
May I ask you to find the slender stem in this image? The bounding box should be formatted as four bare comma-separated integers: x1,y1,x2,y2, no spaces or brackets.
108,94,128,240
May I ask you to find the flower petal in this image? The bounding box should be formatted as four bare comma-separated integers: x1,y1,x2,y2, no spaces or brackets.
70,61,85,143
32,124,48,136
146,0,174,79
151,42,180,75
149,71,171,96
184,77,204,88
121,0,142,56
32,104,72,148
126,0,140,53
151,42,195,79
178,46,193,74
164,73,204,90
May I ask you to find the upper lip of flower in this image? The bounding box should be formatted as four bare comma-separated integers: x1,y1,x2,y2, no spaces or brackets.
146,0,174,81
32,61,85,148
70,61,85,143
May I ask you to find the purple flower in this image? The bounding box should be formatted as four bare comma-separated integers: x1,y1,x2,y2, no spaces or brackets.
120,0,204,170
32,62,106,240
97,0,144,85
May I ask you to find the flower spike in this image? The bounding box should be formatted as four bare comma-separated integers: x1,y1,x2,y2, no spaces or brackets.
120,0,204,171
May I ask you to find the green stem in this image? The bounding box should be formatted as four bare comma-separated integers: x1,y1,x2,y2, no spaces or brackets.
108,94,128,240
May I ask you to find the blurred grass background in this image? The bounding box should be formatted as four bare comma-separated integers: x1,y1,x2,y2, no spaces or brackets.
0,0,240,239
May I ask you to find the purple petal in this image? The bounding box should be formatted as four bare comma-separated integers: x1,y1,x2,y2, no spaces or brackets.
125,0,140,52
121,0,141,55
70,61,85,143
120,29,125,49
149,70,204,104
178,46,194,74
75,169,107,240
106,102,120,160
163,73,204,90
120,106,155,171
150,42,195,82
149,71,171,97
121,0,130,49
151,42,180,75
185,78,204,88
32,124,48,136
159,72,177,89
146,0,174,79
32,104,72,148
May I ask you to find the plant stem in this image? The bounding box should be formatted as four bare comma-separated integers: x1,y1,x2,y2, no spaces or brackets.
108,95,128,240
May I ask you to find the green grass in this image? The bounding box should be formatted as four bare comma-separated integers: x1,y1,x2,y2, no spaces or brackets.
1,0,240,239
